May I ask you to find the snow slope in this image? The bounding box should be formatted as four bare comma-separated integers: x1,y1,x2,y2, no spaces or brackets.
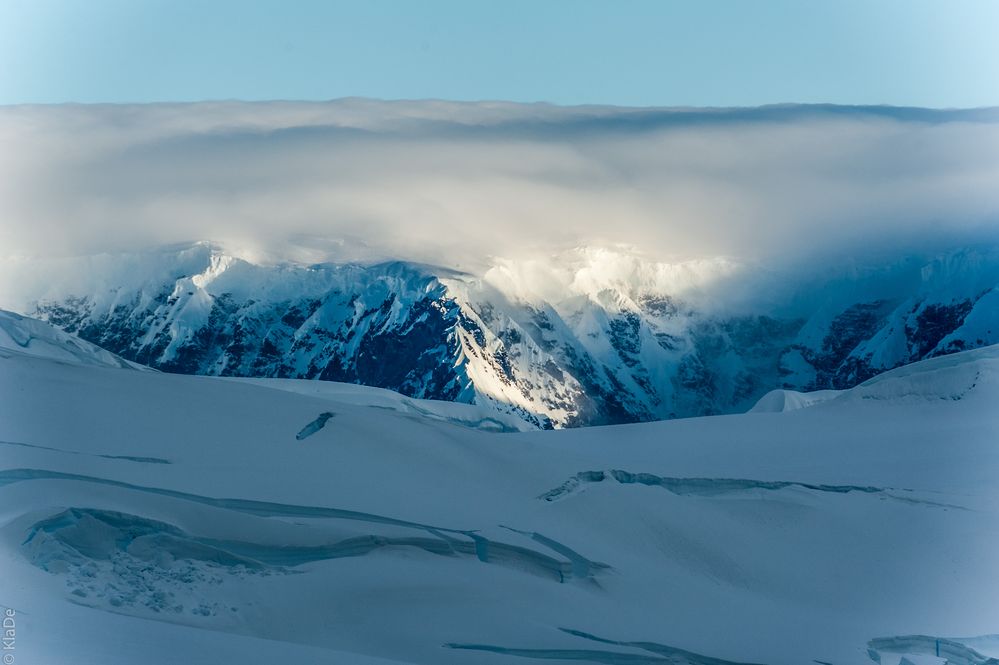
749,387,842,412
220,376,534,433
2,314,998,664
0,308,145,370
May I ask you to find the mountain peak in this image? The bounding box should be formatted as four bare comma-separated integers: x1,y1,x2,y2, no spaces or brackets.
4,243,999,429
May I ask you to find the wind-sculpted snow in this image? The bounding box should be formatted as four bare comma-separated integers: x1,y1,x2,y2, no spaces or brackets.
7,243,999,428
0,308,144,369
748,388,841,413
750,343,999,413
3,469,608,585
22,506,607,618
24,508,272,618
224,375,531,432
867,635,999,665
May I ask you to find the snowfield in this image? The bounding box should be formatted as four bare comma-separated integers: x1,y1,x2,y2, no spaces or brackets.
1,309,998,664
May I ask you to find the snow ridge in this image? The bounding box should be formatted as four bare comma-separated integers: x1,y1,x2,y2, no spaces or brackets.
5,242,999,428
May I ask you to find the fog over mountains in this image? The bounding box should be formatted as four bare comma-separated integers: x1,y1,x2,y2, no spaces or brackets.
2,100,998,426
4,99,999,664
2,100,998,268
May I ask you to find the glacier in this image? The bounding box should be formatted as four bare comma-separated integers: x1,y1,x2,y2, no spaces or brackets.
1,309,998,664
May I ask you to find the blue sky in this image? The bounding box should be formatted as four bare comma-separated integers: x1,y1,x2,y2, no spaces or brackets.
1,0,997,107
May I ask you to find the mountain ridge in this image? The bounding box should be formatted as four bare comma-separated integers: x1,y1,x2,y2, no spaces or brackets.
4,241,998,428
4,285,999,665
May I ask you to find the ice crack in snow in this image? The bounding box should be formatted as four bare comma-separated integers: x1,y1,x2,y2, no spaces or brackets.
3,468,608,585
446,626,765,664
0,439,171,464
295,412,336,440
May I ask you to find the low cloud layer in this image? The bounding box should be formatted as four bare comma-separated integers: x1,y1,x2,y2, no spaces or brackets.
2,99,998,271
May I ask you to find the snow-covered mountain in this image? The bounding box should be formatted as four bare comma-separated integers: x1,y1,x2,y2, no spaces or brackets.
3,242,998,428
2,311,999,665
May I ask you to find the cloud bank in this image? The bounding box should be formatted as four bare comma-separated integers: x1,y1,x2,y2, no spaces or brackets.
1,99,998,271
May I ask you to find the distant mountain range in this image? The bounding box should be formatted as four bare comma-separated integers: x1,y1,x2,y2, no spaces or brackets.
5,242,998,428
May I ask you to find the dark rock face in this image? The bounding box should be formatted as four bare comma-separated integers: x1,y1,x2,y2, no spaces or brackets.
800,301,892,389
776,294,986,391
39,283,470,405
25,248,999,428
668,315,805,417
911,300,975,358
320,297,466,402
608,313,642,366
